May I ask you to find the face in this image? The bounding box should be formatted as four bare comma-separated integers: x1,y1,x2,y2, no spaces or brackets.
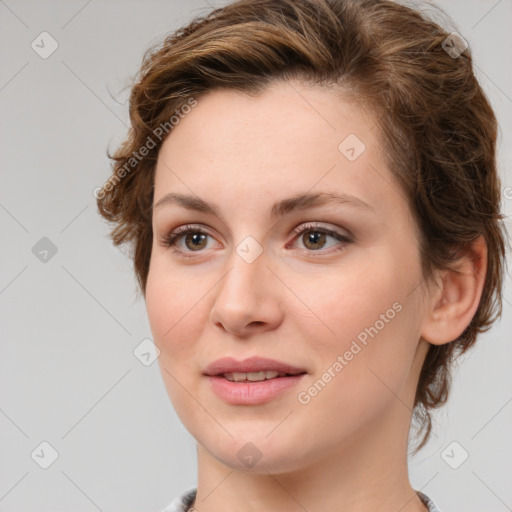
146,80,430,473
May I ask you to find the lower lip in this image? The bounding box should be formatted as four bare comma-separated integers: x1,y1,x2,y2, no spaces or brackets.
206,374,306,405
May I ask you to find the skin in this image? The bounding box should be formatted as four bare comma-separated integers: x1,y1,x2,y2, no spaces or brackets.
145,80,487,512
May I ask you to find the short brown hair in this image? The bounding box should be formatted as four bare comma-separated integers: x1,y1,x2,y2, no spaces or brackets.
96,0,507,449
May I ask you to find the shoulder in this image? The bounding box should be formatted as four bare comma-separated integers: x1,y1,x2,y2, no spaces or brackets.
417,490,442,512
161,487,197,512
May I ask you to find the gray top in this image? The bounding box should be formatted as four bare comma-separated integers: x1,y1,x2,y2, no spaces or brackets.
161,487,441,511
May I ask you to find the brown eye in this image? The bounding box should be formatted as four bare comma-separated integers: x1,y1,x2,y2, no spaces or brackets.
183,232,208,251
292,224,351,253
301,231,328,250
162,225,213,253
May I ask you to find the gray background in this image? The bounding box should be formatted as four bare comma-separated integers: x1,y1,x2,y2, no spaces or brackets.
0,0,511,511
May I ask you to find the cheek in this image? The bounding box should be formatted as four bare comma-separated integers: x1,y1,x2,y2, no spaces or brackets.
299,248,413,353
145,257,208,421
145,253,207,362
295,249,423,425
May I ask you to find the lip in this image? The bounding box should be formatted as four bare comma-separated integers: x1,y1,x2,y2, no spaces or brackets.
203,356,307,376
203,356,307,405
206,374,306,405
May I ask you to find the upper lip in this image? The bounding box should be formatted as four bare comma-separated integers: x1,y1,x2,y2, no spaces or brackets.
203,357,307,376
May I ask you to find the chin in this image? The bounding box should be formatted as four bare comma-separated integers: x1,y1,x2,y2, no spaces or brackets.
198,433,311,475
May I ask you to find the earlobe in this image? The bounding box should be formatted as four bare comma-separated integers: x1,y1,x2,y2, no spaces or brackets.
421,236,487,346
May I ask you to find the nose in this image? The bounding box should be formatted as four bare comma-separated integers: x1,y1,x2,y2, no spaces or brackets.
209,246,283,337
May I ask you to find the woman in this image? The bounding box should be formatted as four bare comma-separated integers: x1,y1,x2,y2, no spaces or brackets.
96,1,507,510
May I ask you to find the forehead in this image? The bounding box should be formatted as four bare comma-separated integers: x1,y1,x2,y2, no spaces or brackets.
158,80,376,161
153,80,405,220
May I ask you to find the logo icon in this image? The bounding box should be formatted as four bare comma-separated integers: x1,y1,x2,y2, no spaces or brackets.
32,237,58,263
31,441,59,469
237,442,262,468
236,236,263,264
442,32,468,59
441,441,469,469
133,338,161,366
338,134,366,161
31,32,59,59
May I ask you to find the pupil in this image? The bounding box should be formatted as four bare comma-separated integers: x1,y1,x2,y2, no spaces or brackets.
187,233,206,250
305,231,325,249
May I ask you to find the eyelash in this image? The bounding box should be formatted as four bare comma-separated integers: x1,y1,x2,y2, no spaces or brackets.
161,222,352,257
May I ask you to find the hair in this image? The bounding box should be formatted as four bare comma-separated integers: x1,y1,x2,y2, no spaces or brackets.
96,0,507,451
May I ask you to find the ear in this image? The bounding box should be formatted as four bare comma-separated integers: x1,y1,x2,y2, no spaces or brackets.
421,235,487,346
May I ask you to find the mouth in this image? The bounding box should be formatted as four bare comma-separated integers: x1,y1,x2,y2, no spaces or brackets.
203,357,308,405
220,370,306,382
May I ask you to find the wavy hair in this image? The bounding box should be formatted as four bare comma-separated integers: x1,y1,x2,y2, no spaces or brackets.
96,0,507,450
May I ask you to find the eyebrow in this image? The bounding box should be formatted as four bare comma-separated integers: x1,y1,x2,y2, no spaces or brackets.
153,191,373,219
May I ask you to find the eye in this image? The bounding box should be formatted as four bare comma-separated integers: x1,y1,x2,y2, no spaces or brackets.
160,222,352,256
289,222,351,253
161,224,215,254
